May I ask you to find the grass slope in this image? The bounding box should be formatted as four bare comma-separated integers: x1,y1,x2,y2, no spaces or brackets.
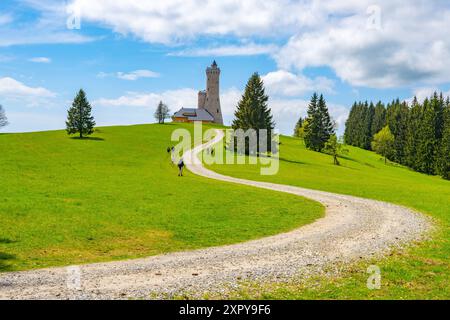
0,124,323,272
206,135,450,299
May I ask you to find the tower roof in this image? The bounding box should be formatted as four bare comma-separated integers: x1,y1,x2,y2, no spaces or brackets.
212,60,217,68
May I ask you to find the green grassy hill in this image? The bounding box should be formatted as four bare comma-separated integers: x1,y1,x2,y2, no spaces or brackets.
0,124,323,271
206,135,450,299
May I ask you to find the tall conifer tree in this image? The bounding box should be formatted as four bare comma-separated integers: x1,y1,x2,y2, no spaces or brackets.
66,89,96,138
232,73,275,154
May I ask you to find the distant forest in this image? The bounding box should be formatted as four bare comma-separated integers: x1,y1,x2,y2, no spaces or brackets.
344,92,450,180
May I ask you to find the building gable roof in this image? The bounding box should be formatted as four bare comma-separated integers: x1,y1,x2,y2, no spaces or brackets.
173,108,214,121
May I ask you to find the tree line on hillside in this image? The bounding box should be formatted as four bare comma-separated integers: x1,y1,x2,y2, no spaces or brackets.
344,93,450,180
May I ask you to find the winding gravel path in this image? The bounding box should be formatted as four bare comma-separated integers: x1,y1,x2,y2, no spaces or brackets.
0,130,431,300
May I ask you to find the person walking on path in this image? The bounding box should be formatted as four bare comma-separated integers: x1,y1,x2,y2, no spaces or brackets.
171,146,176,164
178,158,185,177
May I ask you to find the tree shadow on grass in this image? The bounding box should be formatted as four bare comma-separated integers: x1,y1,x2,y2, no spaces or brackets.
278,157,306,165
0,252,16,272
70,136,105,141
0,238,17,244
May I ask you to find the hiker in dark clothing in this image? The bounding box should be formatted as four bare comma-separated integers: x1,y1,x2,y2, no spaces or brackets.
167,147,171,153
178,158,185,176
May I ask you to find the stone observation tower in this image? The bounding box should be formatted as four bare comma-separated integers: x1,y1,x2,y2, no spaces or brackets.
172,61,224,124
198,61,223,125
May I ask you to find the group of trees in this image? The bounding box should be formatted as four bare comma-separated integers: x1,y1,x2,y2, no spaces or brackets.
65,90,171,138
294,93,345,165
231,73,275,154
344,93,450,179
303,93,335,152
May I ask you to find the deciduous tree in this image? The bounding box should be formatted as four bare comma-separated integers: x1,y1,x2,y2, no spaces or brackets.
372,126,395,164
0,105,8,128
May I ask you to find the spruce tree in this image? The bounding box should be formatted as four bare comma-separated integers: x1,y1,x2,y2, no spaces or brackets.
304,93,320,150
362,102,375,149
386,99,409,164
405,97,422,170
415,93,444,174
317,94,335,144
344,102,357,145
231,73,275,154
66,89,96,138
371,101,386,138
438,99,450,179
0,104,8,128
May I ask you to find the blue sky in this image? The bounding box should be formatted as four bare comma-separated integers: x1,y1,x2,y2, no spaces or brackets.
1,0,450,135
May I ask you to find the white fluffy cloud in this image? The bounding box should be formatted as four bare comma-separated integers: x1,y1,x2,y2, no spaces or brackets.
0,77,55,98
275,1,450,88
64,0,450,88
68,0,315,44
262,70,334,97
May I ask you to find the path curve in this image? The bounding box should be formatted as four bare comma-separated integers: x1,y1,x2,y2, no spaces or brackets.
0,130,431,300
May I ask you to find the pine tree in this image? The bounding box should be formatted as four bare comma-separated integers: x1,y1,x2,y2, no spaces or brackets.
0,104,8,128
154,101,170,124
304,93,335,152
66,89,96,138
231,73,275,154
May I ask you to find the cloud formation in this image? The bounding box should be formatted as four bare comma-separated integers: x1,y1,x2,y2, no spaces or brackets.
98,70,160,81
169,43,278,57
29,57,52,63
262,70,335,97
64,0,450,88
0,77,55,98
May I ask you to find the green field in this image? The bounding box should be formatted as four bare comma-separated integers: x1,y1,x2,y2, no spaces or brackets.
206,134,450,299
0,124,323,271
